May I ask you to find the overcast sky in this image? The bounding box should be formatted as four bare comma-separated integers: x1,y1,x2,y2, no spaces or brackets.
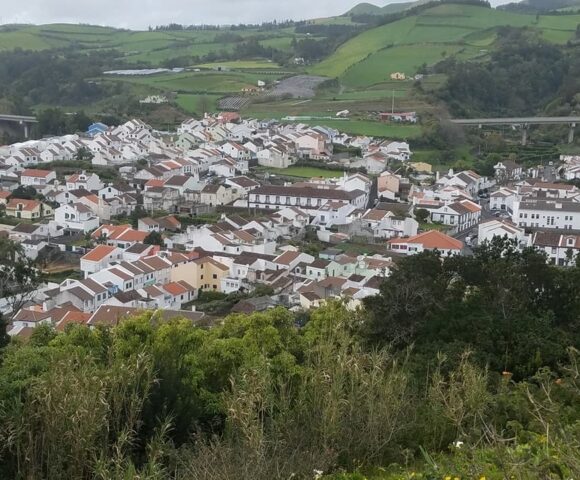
1,0,517,29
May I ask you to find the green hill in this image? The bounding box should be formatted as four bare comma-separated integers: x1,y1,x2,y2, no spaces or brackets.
345,1,421,16
345,2,385,15
310,3,580,84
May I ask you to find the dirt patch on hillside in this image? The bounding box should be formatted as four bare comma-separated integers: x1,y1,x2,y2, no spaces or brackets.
269,75,327,98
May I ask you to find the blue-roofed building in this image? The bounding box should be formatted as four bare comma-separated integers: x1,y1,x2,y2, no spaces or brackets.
87,122,108,136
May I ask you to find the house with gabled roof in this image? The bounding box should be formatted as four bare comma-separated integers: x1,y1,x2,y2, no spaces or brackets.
55,203,100,233
388,230,464,257
430,199,482,232
81,245,123,277
21,168,56,187
5,198,53,220
171,255,230,293
478,219,528,247
92,224,148,248
490,187,518,213
200,184,233,206
66,171,103,192
531,231,580,266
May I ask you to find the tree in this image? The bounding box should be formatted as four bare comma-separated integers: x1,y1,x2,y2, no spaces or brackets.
143,231,164,246
65,111,92,133
37,107,68,136
74,147,94,162
414,208,430,223
11,185,38,200
0,238,43,334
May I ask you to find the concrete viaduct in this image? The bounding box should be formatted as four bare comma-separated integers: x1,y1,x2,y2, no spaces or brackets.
0,114,38,139
450,116,580,146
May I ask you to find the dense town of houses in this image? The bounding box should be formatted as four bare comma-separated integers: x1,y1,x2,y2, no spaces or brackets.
1,114,579,339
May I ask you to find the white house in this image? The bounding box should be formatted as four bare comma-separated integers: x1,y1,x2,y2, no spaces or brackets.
81,245,123,277
513,199,580,230
248,185,367,214
209,159,237,178
430,199,482,232
20,169,56,188
359,208,418,239
490,188,518,212
477,219,528,247
312,201,357,228
220,142,251,161
66,172,103,192
54,203,100,233
380,141,412,162
257,147,293,169
225,176,260,196
531,231,580,266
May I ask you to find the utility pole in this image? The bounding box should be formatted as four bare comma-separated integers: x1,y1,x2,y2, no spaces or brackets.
391,90,395,114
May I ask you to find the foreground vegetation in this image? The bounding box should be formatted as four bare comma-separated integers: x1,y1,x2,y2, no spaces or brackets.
0,239,579,479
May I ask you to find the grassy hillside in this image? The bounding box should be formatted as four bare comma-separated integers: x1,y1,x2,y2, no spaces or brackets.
0,24,310,66
311,4,580,80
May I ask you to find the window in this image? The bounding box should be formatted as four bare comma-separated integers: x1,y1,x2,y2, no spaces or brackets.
213,274,217,279
200,275,204,280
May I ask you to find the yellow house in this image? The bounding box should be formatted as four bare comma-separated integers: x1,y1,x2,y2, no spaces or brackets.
171,256,230,292
390,72,406,81
5,198,53,220
409,162,433,174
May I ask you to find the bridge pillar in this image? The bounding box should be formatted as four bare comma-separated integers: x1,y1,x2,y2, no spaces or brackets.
521,125,529,146
569,123,576,144
24,123,29,139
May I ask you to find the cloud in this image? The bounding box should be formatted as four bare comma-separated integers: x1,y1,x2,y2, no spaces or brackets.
1,0,517,29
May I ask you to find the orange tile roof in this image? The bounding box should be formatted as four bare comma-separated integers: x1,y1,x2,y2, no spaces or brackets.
84,194,100,205
82,244,117,262
56,311,91,331
389,230,463,251
6,198,41,211
117,230,149,242
459,200,482,214
274,250,301,265
92,224,128,239
145,179,165,188
163,282,189,296
22,168,52,178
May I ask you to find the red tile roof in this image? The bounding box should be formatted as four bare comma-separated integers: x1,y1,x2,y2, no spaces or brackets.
6,198,41,211
81,244,117,262
22,169,52,178
389,230,463,251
